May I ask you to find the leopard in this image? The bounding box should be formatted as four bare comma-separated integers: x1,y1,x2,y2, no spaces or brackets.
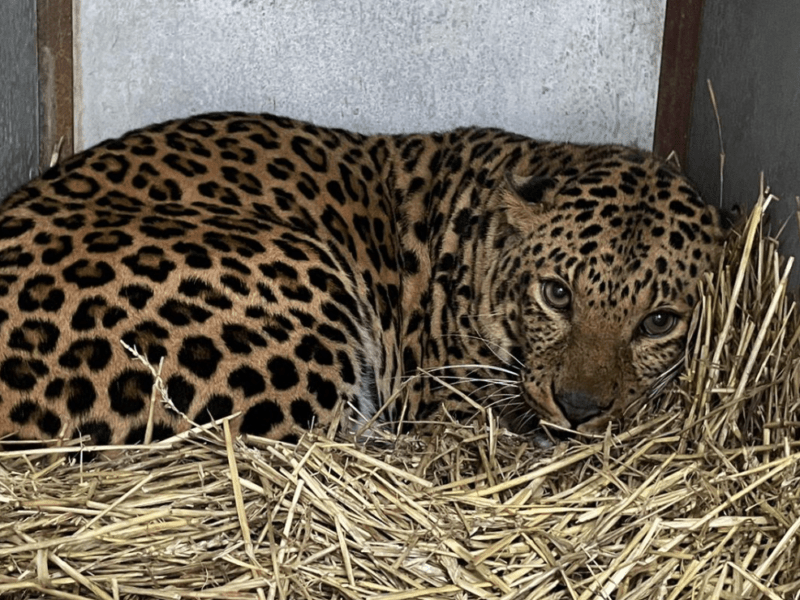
0,112,730,447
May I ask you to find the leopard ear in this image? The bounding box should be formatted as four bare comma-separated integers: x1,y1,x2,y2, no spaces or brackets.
499,173,558,231
504,173,558,206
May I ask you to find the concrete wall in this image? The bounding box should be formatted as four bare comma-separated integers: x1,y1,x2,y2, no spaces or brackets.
74,0,667,151
686,0,800,284
0,0,39,199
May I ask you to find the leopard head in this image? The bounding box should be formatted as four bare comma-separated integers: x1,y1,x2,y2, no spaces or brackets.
476,149,731,433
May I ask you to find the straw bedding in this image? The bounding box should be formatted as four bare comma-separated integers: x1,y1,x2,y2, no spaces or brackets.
1,188,798,600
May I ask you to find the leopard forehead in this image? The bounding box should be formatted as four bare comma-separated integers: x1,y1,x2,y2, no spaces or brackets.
511,159,721,312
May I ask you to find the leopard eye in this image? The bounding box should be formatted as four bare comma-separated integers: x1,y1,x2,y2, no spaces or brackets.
541,280,571,310
640,311,678,337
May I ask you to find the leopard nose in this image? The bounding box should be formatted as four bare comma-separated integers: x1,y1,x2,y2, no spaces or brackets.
554,391,602,427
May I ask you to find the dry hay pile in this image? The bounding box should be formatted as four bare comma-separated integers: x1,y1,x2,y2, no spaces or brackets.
1,189,799,600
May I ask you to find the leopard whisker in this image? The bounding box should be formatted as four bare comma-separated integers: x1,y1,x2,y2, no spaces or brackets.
483,394,523,411
420,375,519,388
441,331,525,368
423,364,520,377
514,402,541,432
397,369,518,390
648,359,683,399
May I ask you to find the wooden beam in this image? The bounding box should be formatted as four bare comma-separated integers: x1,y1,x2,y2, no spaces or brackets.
37,0,74,169
654,0,705,165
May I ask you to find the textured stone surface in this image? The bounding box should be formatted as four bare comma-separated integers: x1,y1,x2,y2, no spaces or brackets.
687,0,800,287
0,0,38,199
75,0,666,150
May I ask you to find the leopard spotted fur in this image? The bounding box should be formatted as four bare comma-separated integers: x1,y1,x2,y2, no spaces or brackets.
0,112,728,445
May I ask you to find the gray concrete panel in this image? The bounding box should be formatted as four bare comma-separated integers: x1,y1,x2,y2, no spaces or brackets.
686,0,800,287
74,0,666,150
0,0,39,199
